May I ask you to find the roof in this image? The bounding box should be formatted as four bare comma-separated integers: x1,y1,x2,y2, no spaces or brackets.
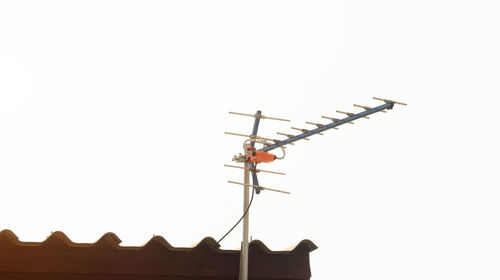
0,229,317,280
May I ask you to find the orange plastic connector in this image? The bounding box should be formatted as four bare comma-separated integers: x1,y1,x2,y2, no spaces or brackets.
245,145,276,164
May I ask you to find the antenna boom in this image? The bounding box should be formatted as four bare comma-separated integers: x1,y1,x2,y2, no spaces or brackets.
259,102,395,152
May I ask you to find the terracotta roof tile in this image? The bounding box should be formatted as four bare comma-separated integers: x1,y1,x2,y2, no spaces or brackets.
0,229,316,280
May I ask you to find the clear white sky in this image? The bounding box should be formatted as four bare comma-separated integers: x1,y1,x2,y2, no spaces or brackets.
1,1,499,279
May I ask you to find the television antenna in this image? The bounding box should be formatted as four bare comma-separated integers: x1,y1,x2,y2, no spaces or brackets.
222,97,406,280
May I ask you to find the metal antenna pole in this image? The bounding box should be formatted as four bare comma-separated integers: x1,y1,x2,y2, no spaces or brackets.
239,110,261,280
239,160,250,280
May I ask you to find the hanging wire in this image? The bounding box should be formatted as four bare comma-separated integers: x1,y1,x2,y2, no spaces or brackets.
217,187,255,245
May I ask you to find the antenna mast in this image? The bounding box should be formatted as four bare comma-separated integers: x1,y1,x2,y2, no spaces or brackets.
224,97,406,280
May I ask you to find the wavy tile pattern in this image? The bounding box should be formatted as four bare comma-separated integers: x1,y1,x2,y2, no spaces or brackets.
0,229,316,280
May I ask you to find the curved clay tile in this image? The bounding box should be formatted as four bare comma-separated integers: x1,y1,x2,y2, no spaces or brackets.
285,239,318,253
42,231,75,247
248,239,273,254
0,229,19,245
191,237,220,251
141,235,176,251
248,239,318,255
93,232,122,248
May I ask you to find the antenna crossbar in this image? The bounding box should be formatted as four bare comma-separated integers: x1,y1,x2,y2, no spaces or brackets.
225,131,291,145
306,121,339,129
224,164,285,175
321,116,354,124
354,104,387,113
291,127,324,135
228,180,290,195
277,132,309,140
337,110,370,119
229,111,290,122
373,97,407,106
225,131,259,138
